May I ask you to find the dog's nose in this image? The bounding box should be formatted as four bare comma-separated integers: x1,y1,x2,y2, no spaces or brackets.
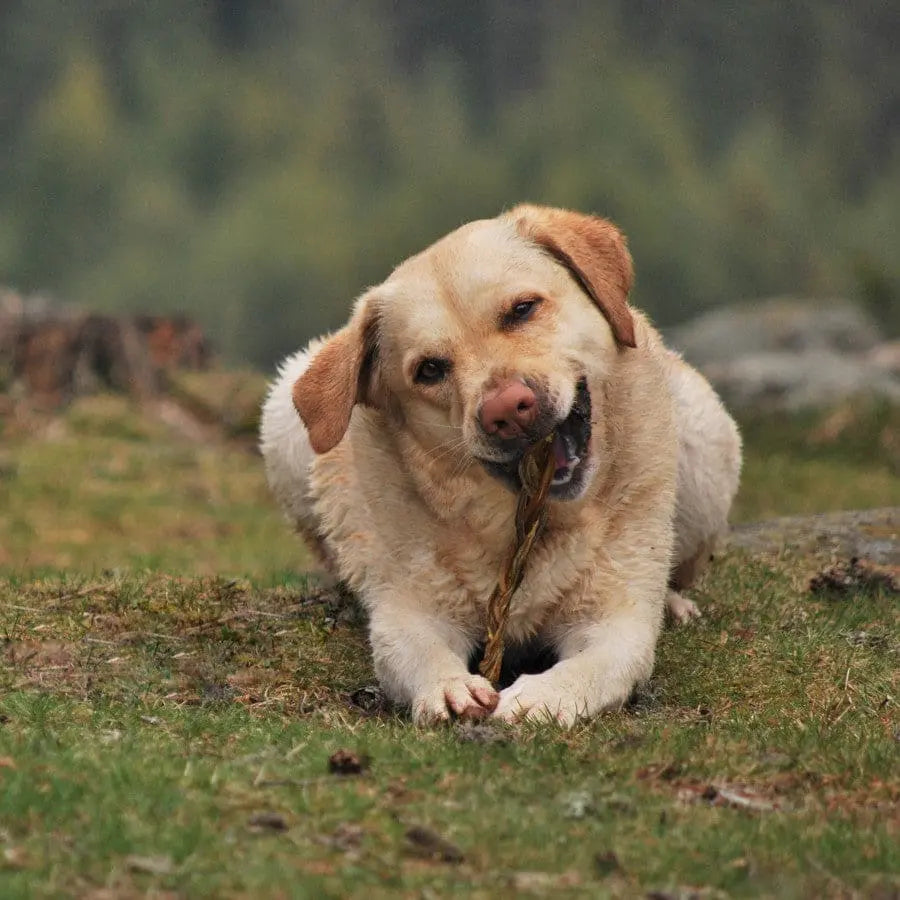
480,381,538,439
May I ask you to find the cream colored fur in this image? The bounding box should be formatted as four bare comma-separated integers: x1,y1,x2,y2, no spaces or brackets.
260,208,741,726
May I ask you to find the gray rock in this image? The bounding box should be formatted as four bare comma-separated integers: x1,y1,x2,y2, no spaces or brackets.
668,298,883,366
702,350,900,411
868,340,900,376
728,507,900,566
668,299,899,410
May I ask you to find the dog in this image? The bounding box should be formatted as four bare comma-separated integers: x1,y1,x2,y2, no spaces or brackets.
260,205,741,725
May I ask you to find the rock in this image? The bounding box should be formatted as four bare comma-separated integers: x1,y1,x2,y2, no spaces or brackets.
668,299,899,411
868,340,900,376
702,351,900,411
668,298,883,366
728,507,900,566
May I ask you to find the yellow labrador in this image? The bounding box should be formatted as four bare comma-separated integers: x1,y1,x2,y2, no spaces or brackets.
260,205,741,725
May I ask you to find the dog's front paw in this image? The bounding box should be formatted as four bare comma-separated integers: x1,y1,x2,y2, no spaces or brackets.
493,673,585,727
412,675,499,725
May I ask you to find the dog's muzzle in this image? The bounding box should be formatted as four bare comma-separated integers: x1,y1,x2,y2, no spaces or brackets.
478,377,592,500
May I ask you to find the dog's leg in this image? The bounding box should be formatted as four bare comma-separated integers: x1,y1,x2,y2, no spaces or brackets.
665,541,713,624
493,612,659,727
666,352,742,625
368,601,498,724
665,589,701,623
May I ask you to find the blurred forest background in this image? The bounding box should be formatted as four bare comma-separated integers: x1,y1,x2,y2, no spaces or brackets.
1,0,898,367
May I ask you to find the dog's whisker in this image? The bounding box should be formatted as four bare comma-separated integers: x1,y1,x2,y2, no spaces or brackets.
403,415,463,431
419,436,470,465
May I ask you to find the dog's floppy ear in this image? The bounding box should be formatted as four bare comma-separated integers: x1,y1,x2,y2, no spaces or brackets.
509,204,636,348
292,297,381,454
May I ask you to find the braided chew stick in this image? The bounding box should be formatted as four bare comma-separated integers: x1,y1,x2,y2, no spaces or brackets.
478,433,556,683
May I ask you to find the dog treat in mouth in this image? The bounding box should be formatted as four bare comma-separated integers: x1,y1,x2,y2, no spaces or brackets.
479,433,556,684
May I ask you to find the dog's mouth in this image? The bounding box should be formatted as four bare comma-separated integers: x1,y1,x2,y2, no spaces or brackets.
480,377,592,501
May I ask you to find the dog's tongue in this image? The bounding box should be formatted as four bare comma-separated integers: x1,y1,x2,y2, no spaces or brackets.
552,432,569,471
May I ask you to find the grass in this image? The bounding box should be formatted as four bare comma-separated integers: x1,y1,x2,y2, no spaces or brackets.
0,394,306,576
731,399,900,522
0,391,898,897
1,564,896,898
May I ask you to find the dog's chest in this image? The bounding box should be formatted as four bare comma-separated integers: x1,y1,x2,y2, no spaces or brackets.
312,434,601,634
433,519,596,638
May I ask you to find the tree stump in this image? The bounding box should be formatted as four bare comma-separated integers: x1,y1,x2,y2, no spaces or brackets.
0,289,211,407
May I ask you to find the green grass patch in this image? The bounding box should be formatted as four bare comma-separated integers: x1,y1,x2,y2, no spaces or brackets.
0,395,306,576
733,399,900,521
0,562,896,897
0,393,898,895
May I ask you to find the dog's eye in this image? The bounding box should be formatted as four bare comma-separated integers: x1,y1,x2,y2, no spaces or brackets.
414,357,451,385
503,298,540,328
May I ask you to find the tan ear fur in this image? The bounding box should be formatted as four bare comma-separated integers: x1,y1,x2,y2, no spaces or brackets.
509,204,636,348
292,301,380,454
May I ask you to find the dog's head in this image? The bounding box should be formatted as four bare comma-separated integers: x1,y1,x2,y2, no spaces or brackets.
292,205,635,501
